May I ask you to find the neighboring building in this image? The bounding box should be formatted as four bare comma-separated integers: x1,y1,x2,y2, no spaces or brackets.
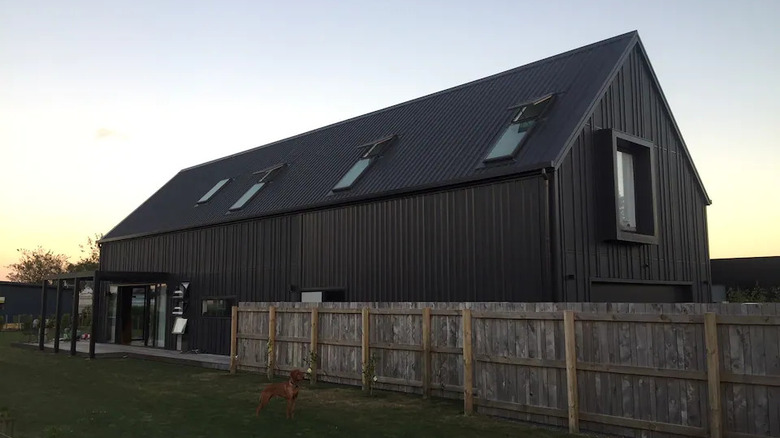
0,281,71,326
711,256,780,300
96,31,712,354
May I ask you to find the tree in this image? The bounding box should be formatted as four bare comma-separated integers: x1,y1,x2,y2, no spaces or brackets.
67,233,103,273
6,246,69,284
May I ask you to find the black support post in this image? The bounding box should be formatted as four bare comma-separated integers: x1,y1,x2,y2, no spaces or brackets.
38,281,47,350
70,279,80,356
54,280,63,353
89,273,100,359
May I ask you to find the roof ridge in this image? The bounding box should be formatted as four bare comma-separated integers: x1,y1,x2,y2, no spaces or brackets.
182,30,639,172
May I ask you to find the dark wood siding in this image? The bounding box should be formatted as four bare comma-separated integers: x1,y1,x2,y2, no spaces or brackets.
100,175,548,353
299,176,548,302
557,45,711,302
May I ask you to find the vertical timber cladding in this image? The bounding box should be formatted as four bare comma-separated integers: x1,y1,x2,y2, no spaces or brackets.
299,175,548,302
101,173,550,352
99,216,297,353
558,45,711,302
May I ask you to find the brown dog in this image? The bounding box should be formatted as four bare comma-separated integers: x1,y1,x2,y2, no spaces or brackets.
256,369,305,419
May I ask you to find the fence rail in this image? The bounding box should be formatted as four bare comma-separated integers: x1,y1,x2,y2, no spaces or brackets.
230,302,780,438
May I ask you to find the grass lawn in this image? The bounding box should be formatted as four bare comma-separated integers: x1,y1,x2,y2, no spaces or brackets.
0,332,576,438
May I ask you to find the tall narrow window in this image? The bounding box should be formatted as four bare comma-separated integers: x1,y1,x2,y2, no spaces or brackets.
616,150,637,231
484,94,554,162
197,178,230,204
332,135,396,191
228,163,285,212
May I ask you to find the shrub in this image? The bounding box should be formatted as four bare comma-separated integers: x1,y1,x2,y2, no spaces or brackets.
19,314,33,331
727,286,780,303
80,306,92,329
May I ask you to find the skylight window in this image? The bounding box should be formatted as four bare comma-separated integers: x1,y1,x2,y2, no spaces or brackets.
333,158,371,190
332,135,396,192
229,182,265,211
197,178,231,204
484,94,554,162
227,163,286,212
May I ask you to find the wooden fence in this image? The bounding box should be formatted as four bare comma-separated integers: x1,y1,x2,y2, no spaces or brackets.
230,302,780,438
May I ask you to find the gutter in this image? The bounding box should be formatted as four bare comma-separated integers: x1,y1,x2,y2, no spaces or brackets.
544,167,563,302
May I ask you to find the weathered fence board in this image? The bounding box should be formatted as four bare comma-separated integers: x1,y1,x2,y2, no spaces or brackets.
234,302,780,438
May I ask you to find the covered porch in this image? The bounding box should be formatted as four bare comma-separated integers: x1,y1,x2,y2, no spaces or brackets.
39,270,170,358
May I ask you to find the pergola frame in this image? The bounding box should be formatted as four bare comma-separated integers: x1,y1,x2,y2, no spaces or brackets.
41,270,169,358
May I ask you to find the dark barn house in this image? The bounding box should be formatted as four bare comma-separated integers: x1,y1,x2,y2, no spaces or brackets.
95,31,712,354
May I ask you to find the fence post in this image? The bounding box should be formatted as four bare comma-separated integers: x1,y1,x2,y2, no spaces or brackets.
705,312,722,438
362,307,370,391
229,306,238,374
563,310,579,433
462,308,474,415
310,307,319,384
267,306,276,380
422,307,432,399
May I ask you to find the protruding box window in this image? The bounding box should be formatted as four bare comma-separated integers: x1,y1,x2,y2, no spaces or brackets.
596,129,658,244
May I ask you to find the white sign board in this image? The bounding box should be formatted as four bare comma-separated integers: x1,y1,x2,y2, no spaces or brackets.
172,317,188,334
300,291,323,303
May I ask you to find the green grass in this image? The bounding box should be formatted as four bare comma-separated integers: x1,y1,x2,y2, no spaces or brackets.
0,332,575,438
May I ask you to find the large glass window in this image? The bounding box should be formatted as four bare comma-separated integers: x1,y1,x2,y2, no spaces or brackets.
106,286,118,343
154,284,167,347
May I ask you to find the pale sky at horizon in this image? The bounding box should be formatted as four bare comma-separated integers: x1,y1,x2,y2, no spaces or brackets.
2,0,779,281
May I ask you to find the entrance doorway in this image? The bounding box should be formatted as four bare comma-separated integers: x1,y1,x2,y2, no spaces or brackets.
114,284,168,347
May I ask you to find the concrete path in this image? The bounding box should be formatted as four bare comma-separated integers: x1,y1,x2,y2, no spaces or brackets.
13,341,230,370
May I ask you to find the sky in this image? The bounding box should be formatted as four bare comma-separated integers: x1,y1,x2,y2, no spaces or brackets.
1,0,779,280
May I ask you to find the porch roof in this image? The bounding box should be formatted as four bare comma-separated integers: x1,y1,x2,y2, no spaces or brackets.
44,270,170,282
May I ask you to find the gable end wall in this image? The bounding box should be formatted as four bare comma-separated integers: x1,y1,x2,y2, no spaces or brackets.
557,45,711,302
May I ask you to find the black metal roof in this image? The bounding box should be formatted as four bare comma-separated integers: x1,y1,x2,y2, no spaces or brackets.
103,31,705,242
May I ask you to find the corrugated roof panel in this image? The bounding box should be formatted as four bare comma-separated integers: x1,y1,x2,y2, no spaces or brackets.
104,32,637,240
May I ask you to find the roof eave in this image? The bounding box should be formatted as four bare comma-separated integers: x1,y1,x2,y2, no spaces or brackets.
100,162,554,244
551,31,711,206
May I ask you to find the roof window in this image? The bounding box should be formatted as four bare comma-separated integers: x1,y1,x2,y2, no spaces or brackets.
332,135,396,191
228,163,285,212
197,178,231,204
484,94,554,162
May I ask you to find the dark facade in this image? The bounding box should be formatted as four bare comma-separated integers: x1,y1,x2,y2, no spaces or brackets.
556,44,711,303
97,31,712,354
711,256,780,290
0,281,69,324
